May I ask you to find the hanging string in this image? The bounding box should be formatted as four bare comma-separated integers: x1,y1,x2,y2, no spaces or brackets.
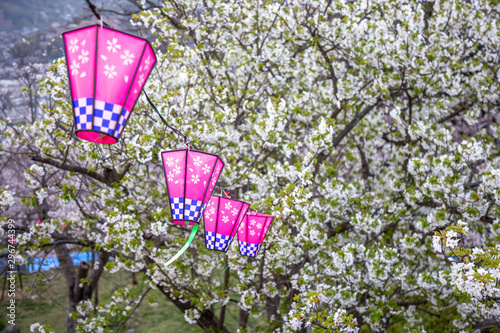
219,264,230,284
84,0,110,27
143,91,193,149
82,0,197,266
84,0,193,149
214,186,231,198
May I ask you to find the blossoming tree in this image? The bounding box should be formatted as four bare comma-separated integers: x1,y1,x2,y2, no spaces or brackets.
2,0,500,332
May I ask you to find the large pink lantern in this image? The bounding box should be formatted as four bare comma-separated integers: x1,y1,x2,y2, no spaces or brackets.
237,212,274,257
62,25,156,144
161,150,224,225
204,196,250,251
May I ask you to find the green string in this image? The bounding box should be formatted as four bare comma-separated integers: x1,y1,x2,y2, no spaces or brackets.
164,222,199,266
220,264,230,284
143,91,190,145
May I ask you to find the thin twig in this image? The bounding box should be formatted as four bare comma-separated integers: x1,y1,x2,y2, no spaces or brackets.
113,287,152,333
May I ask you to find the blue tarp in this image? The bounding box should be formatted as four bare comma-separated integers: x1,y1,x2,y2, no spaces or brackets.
28,252,95,272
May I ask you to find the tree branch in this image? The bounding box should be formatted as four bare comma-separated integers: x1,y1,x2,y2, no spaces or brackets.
474,318,500,331
54,243,77,333
30,153,131,186
332,100,381,147
84,251,110,301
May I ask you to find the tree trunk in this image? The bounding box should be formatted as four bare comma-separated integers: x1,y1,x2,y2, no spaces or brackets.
218,255,230,331
83,252,109,300
54,244,77,333
73,261,89,303
266,294,281,321
55,245,110,333
239,308,249,332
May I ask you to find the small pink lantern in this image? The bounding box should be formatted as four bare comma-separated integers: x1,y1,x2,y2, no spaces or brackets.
62,25,156,144
237,212,274,257
204,196,250,251
161,149,224,225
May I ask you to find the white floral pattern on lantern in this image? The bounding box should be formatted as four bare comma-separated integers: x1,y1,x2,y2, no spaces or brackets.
202,164,211,174
231,208,239,216
256,223,263,229
225,202,232,210
249,230,255,236
104,64,117,79
120,50,135,66
193,156,202,166
138,74,145,87
70,60,80,75
106,38,121,53
165,157,174,167
222,216,229,223
191,174,200,184
78,49,89,63
250,219,256,226
212,166,222,185
167,172,174,182
144,56,151,70
174,165,181,175
68,39,79,53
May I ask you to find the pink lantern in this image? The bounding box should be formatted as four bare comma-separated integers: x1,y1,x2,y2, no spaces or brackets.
62,25,156,144
237,212,274,257
204,196,250,251
161,150,224,225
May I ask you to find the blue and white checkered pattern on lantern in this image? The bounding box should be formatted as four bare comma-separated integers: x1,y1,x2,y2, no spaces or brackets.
199,203,208,216
205,232,233,251
205,231,216,249
201,203,206,218
239,241,260,257
170,197,184,220
73,98,93,130
93,100,122,135
215,234,232,251
184,199,204,221
115,108,131,137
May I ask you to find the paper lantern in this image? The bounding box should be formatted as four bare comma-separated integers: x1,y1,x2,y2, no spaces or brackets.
204,196,250,251
237,212,274,257
62,25,156,144
161,149,224,225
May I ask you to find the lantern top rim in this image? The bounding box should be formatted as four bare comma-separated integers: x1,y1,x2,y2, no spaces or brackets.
210,195,250,205
61,24,156,47
247,212,274,218
161,148,225,163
